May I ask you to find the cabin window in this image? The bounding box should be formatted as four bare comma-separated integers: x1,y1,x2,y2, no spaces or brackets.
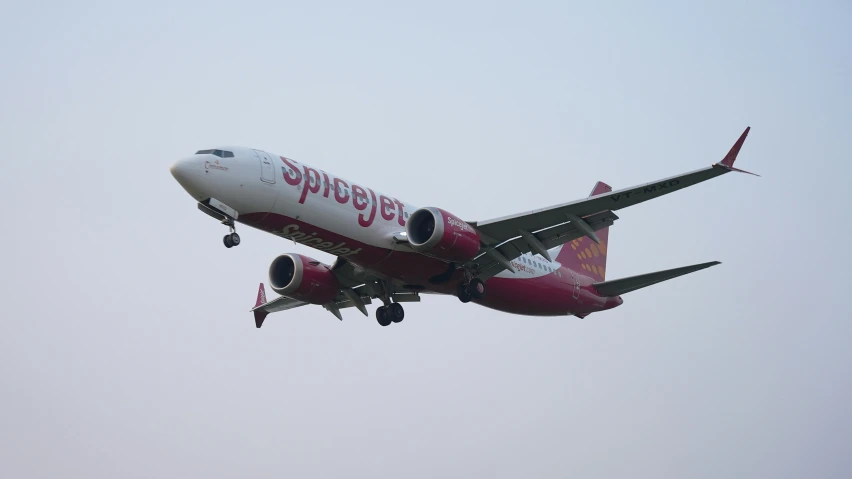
284,168,302,181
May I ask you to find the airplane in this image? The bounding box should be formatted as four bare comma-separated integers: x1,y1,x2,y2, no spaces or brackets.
170,127,755,328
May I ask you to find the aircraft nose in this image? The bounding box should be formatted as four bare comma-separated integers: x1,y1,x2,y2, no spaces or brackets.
170,156,206,199
170,156,193,182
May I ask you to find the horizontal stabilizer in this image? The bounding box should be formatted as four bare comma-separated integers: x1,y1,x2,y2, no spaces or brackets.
593,261,720,296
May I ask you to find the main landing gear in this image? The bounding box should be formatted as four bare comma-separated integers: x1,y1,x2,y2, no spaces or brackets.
457,278,486,303
375,303,405,327
222,219,241,248
373,280,405,327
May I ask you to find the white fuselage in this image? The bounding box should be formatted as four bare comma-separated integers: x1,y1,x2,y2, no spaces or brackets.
171,146,619,316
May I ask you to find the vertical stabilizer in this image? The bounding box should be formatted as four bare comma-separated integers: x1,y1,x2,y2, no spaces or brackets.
554,182,612,281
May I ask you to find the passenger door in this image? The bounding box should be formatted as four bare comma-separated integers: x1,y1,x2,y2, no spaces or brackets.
255,150,276,184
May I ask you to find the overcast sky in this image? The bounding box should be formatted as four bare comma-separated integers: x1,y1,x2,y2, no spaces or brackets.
1,1,851,477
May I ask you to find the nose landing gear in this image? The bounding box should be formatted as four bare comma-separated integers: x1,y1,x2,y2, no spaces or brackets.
222,220,241,248
223,231,241,248
198,199,242,249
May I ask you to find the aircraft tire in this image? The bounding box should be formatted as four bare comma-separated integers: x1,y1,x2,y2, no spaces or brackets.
230,232,241,246
376,306,392,327
457,284,472,303
469,278,486,299
389,303,405,323
223,235,233,248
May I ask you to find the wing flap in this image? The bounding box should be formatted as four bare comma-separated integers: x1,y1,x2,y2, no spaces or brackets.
253,295,309,314
475,210,618,279
593,261,721,296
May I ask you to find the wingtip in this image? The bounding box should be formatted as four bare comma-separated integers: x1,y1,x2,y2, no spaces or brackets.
720,126,750,167
254,310,268,328
588,181,613,197
714,163,761,177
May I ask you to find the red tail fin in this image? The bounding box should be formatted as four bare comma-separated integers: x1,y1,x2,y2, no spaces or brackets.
555,182,611,281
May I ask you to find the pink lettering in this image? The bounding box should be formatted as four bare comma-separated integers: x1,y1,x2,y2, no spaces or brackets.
321,171,330,198
393,198,406,226
299,166,320,204
358,188,378,227
280,157,301,186
380,195,395,221
333,178,349,204
352,185,368,210
281,164,401,229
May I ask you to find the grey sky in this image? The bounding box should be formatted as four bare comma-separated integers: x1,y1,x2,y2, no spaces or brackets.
1,1,850,477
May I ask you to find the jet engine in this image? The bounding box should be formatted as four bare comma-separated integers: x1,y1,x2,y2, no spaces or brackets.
405,207,481,263
268,254,340,304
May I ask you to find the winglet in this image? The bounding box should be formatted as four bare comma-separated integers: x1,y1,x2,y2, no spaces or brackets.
254,310,269,328
714,126,759,176
253,283,269,328
255,283,267,308
588,181,613,197
720,126,750,167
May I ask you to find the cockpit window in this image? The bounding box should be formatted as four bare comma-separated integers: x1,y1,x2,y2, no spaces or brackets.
195,149,234,158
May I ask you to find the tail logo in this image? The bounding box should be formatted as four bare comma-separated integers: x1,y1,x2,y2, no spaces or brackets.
570,237,607,279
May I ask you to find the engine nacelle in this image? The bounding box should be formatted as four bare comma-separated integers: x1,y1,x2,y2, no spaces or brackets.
405,207,481,263
268,254,340,304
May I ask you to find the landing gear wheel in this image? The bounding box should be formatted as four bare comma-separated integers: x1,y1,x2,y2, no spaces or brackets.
221,218,240,248
389,303,405,323
457,283,472,303
376,306,392,327
469,278,486,299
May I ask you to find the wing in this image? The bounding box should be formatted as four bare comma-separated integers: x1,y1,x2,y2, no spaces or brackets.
250,258,434,328
593,261,720,296
467,127,753,278
250,287,309,328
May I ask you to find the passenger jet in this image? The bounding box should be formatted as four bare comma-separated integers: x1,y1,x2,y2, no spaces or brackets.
170,128,754,328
